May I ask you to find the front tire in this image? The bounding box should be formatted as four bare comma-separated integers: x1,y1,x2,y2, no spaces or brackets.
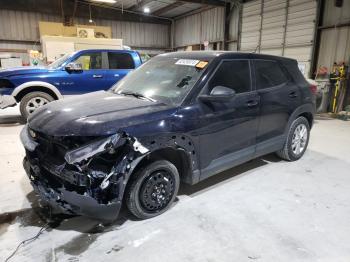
276,116,310,161
125,160,180,219
20,91,54,120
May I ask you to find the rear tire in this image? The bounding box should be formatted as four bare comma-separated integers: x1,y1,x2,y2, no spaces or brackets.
20,91,54,120
276,116,310,161
125,160,180,219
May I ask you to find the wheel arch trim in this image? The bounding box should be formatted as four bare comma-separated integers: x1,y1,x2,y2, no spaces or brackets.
12,81,63,99
126,145,196,186
285,104,315,134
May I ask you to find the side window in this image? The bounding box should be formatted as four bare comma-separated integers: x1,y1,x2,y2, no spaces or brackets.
208,60,251,94
255,60,288,89
108,52,135,69
73,52,102,70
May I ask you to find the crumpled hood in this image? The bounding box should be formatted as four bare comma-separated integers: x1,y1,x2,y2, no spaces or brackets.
28,91,176,136
0,66,49,78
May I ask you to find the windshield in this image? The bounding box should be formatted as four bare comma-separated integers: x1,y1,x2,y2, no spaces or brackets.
112,56,209,105
48,53,72,69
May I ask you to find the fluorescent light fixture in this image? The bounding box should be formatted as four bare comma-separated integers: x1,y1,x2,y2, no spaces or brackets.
143,7,150,13
91,0,117,3
89,4,93,23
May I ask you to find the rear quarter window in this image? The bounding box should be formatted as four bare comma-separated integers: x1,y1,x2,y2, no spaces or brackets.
255,60,288,89
108,52,135,69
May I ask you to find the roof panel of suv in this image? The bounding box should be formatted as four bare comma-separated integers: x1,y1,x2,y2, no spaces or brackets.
159,51,296,63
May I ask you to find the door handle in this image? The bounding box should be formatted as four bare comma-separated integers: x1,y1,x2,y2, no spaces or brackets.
93,74,103,78
246,100,259,107
289,91,298,98
114,74,120,77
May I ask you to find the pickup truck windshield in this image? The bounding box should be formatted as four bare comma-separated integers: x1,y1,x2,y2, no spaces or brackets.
112,56,209,105
48,53,72,69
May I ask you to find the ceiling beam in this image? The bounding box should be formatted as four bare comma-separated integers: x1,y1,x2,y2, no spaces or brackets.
174,5,212,19
128,0,154,11
0,0,171,24
223,2,231,50
179,0,226,6
152,1,185,16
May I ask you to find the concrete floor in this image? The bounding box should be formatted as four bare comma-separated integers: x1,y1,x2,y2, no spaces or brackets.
0,106,350,262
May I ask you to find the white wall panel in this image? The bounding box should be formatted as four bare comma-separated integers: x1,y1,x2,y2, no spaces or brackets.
317,27,350,71
323,0,350,26
284,46,313,76
174,13,201,47
285,0,316,47
0,10,170,49
240,0,317,77
174,7,224,48
260,48,283,56
201,7,225,43
229,6,239,42
228,42,238,51
240,0,261,51
316,0,350,72
0,10,60,42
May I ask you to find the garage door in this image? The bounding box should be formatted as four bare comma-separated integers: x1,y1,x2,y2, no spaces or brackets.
240,0,317,77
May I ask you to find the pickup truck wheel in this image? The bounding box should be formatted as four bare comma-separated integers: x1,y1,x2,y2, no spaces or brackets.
20,92,54,120
125,160,180,219
276,116,310,161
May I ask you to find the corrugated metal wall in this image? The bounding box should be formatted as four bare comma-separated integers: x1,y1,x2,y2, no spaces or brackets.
317,0,350,71
0,9,170,49
240,0,317,77
240,0,262,52
228,5,239,51
174,7,225,48
83,17,170,48
323,0,350,25
0,10,60,42
317,27,350,70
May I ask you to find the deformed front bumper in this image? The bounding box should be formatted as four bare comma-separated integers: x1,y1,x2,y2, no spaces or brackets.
23,157,122,221
20,125,149,222
0,95,16,109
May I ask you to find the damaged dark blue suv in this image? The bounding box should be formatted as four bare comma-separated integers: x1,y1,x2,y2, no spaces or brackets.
21,51,315,221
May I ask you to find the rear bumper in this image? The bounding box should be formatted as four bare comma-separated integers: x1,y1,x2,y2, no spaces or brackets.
23,157,122,222
0,95,17,109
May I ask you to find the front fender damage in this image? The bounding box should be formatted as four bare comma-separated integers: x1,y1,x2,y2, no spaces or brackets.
22,128,150,221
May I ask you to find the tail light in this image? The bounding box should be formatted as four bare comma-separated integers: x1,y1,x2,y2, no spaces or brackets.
309,84,317,95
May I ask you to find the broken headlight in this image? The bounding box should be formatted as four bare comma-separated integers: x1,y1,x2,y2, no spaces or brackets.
28,128,37,139
64,134,122,165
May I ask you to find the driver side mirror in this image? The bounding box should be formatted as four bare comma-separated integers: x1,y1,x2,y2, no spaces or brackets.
65,62,82,72
199,86,236,102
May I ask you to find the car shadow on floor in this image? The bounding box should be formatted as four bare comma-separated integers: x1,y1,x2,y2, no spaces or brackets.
1,154,281,253
1,153,283,258
178,153,281,197
17,153,282,230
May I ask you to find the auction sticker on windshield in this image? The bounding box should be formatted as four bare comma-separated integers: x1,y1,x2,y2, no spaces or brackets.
195,61,208,69
175,59,200,66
